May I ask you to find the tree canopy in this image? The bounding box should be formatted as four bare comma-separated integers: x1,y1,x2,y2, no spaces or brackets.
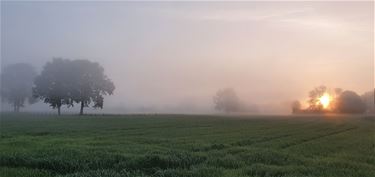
336,91,366,114
213,88,241,113
1,63,37,112
293,86,368,114
307,85,327,111
33,58,115,115
69,59,115,115
33,59,74,115
361,89,374,113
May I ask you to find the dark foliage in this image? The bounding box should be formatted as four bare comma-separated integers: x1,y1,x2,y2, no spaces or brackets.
336,91,366,114
33,58,115,115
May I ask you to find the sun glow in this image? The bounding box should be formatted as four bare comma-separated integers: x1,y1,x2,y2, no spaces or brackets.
318,93,332,109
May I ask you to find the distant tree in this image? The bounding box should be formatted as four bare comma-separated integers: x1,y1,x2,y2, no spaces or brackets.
329,87,343,112
291,100,301,114
213,88,241,113
307,85,327,112
33,58,74,115
336,90,366,114
70,60,115,115
361,89,374,113
1,63,37,112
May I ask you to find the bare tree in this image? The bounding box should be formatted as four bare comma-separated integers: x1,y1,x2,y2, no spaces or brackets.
1,63,37,112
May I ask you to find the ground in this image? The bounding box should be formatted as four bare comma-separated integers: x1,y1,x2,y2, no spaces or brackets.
0,114,374,177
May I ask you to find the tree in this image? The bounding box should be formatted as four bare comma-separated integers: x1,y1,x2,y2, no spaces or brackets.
291,100,301,114
70,60,115,115
33,58,74,115
213,88,241,113
307,85,327,112
33,59,115,115
1,63,37,112
328,87,343,112
361,89,374,113
336,90,366,114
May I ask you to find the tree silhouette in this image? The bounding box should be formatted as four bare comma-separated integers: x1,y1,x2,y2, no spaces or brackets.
213,88,241,113
1,63,37,112
34,59,115,115
336,91,366,114
70,60,115,115
307,85,327,112
361,89,375,113
33,58,74,115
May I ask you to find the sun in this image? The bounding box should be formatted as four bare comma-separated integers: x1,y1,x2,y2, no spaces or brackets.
318,93,331,109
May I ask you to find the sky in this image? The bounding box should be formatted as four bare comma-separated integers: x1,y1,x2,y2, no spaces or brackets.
1,1,374,114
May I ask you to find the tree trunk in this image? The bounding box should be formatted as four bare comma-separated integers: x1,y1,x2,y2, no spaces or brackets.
57,106,61,116
80,101,84,115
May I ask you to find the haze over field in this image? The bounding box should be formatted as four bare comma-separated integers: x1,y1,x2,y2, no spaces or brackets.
1,1,374,114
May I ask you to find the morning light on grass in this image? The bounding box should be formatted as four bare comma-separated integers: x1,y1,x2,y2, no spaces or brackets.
0,1,374,177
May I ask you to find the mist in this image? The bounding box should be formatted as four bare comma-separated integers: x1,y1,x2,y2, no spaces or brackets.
1,1,373,114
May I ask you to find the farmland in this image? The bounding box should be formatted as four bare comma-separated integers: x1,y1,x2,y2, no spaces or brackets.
0,114,374,177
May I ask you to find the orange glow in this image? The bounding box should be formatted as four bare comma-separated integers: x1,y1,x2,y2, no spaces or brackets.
318,93,332,109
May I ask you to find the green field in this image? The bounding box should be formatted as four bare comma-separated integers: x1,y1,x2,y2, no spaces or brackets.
0,114,374,177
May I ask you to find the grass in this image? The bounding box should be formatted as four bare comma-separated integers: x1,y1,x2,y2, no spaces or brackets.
0,113,374,177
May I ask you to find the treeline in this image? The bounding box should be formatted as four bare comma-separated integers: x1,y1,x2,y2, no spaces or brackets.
212,87,374,115
292,85,374,114
1,58,115,115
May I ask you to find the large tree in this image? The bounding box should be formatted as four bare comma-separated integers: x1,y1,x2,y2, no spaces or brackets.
213,88,241,113
33,59,115,115
307,85,327,112
70,60,115,115
1,63,37,112
336,90,366,114
33,58,74,115
361,89,374,113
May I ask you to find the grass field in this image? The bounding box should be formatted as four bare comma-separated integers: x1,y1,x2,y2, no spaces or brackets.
0,114,374,177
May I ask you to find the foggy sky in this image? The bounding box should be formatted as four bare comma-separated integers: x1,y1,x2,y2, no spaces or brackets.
1,2,374,114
